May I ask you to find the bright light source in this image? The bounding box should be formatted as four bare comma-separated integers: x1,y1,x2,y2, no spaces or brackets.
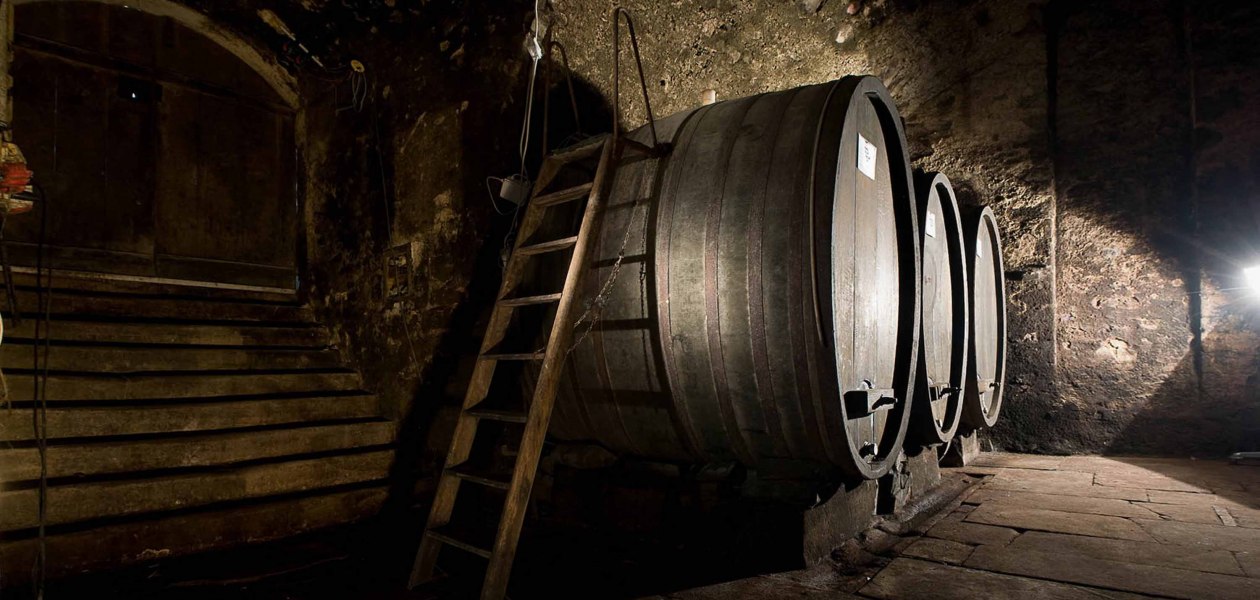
1244,266,1260,294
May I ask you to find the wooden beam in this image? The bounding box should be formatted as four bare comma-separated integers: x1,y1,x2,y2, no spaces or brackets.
0,395,380,441
0,450,394,530
0,420,394,481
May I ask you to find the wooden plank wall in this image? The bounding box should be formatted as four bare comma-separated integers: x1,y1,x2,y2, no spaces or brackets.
5,2,298,288
0,274,396,585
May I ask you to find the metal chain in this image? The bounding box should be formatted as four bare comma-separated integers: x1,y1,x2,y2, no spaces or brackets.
565,183,647,355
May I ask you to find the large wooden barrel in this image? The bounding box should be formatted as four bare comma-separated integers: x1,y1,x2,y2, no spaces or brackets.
552,76,920,480
911,172,969,446
960,206,1007,429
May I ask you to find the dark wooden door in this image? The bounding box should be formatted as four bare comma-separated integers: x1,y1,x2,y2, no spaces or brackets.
8,47,158,270
152,87,296,285
7,2,297,289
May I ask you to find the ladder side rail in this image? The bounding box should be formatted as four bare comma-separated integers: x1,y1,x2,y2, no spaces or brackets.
408,156,568,588
611,7,659,150
479,138,616,600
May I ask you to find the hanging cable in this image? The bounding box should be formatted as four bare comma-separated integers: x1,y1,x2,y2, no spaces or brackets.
27,181,50,600
493,0,548,206
487,1,554,271
517,62,539,179
517,0,547,177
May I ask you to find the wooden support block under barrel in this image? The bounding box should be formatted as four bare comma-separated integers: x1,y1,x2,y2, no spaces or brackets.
940,429,983,468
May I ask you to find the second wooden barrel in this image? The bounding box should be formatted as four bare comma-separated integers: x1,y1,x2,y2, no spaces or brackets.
911,172,969,446
552,76,921,480
960,206,1007,429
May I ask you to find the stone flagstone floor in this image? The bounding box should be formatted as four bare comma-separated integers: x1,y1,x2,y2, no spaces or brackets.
649,453,1260,599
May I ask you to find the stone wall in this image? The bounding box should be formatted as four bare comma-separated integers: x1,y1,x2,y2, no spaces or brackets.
1049,0,1260,455
285,0,537,483
1051,1,1196,454
1189,2,1260,454
550,0,1260,456
188,0,1260,461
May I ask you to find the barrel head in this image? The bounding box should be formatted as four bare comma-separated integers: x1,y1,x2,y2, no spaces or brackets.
961,206,1007,430
911,172,969,446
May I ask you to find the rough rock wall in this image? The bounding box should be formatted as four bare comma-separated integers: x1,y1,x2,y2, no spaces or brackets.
1191,2,1260,454
1051,0,1260,455
1050,1,1196,454
550,0,1260,455
284,0,536,485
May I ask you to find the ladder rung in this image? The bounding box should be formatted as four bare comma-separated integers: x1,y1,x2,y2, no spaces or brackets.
550,138,606,163
533,183,593,207
410,136,612,596
467,408,528,424
618,138,670,159
518,236,578,256
448,464,511,490
481,350,546,361
619,138,655,155
615,151,654,168
499,292,562,308
426,526,492,559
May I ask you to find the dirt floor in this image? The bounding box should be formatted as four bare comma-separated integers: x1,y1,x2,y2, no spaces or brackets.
653,453,1260,599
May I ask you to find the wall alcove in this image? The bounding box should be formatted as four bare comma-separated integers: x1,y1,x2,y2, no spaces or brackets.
8,0,300,289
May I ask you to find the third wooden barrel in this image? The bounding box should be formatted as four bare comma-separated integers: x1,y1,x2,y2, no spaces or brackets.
960,205,1007,429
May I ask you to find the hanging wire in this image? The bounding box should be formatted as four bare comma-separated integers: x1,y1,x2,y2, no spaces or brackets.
484,177,525,216
487,1,555,272
368,83,393,247
335,60,370,114
517,60,540,179
365,77,424,375
516,0,548,179
21,66,59,600
541,40,586,154
28,181,51,600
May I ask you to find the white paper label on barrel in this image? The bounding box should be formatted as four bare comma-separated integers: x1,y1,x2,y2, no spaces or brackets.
925,211,937,238
857,134,877,180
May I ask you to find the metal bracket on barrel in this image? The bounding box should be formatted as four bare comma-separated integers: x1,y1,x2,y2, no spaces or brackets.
929,384,961,403
976,378,1000,413
845,383,898,417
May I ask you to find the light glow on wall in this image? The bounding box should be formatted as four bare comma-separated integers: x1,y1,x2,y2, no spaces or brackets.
1244,265,1260,295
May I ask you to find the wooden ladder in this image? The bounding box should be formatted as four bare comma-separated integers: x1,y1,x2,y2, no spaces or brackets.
408,136,616,599
410,10,664,598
